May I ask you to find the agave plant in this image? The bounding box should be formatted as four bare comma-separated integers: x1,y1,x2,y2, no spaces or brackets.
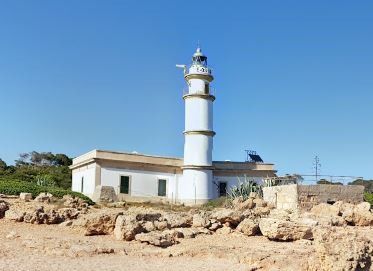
227,175,263,201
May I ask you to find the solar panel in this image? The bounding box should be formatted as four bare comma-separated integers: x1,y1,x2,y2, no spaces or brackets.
249,154,263,163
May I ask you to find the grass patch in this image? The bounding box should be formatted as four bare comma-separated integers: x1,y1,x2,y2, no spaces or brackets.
201,197,228,210
0,178,94,205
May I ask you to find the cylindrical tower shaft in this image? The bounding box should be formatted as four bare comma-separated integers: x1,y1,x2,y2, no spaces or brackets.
177,46,215,204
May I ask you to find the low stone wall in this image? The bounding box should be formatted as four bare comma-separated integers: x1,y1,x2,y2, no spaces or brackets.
298,184,364,211
263,184,364,211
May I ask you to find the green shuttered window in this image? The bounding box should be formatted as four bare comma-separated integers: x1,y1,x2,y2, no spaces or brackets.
158,179,167,197
120,176,130,194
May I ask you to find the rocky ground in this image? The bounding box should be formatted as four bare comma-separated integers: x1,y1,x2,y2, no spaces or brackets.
0,193,372,271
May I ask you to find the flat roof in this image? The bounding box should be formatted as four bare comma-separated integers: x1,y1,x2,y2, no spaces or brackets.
70,149,276,175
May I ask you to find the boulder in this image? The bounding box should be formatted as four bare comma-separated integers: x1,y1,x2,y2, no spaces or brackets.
172,227,211,239
19,193,32,202
236,198,255,210
342,202,373,226
215,226,232,235
58,208,80,220
63,195,88,210
142,221,155,232
113,214,144,241
192,212,211,228
253,198,267,208
308,228,373,271
259,218,313,241
211,209,243,226
154,220,169,231
84,213,119,236
311,203,341,217
236,218,259,236
0,200,9,218
34,192,53,203
91,185,118,203
163,213,191,228
135,230,178,247
5,209,25,222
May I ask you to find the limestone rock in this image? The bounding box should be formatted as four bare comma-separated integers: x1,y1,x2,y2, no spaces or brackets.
113,214,144,241
308,228,373,271
211,209,243,226
91,185,118,203
63,195,89,210
215,226,232,235
85,213,119,236
135,230,178,247
236,198,255,210
19,193,32,202
5,209,25,222
173,227,211,239
192,212,211,228
142,221,155,232
0,200,9,218
154,220,169,231
34,192,53,203
259,218,313,241
311,203,341,217
163,213,191,228
236,218,259,236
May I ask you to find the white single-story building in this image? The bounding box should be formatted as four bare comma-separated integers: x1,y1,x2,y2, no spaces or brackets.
70,149,276,204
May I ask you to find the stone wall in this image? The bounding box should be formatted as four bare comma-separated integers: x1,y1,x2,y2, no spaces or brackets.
298,184,364,211
263,184,298,211
263,184,364,211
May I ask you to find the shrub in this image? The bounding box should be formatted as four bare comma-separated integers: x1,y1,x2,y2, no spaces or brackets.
364,192,373,207
0,178,94,205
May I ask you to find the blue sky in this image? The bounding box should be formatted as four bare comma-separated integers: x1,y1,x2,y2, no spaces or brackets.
0,1,372,180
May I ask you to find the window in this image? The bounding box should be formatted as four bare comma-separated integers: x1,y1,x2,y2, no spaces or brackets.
219,182,227,197
120,176,130,194
158,179,167,197
81,177,84,193
204,83,209,94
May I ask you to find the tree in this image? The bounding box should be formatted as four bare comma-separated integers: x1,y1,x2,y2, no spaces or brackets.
0,159,7,173
317,179,343,185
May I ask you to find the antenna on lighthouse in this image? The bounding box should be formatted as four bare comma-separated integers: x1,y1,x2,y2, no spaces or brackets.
176,64,187,74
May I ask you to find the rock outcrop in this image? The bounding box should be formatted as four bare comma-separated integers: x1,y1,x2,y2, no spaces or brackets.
308,228,373,271
84,213,121,236
236,218,259,236
259,218,313,241
0,200,9,218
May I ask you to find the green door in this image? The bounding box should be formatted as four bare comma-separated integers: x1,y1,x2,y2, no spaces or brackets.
158,179,166,197
120,176,130,194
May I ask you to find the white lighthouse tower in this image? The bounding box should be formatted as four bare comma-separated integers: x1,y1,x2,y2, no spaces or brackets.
177,46,215,204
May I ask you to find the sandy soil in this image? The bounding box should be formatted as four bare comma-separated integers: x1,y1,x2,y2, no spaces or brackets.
0,219,314,271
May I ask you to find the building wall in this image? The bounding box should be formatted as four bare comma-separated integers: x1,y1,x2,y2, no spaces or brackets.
100,166,181,203
71,163,97,197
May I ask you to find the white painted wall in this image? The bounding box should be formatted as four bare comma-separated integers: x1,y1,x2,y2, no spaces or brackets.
185,98,213,131
179,169,213,204
184,135,213,166
100,167,181,202
71,164,96,197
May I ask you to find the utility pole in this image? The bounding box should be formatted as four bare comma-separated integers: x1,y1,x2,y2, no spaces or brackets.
313,155,321,183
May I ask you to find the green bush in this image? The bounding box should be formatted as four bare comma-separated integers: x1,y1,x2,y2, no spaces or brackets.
364,192,373,206
0,178,94,205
